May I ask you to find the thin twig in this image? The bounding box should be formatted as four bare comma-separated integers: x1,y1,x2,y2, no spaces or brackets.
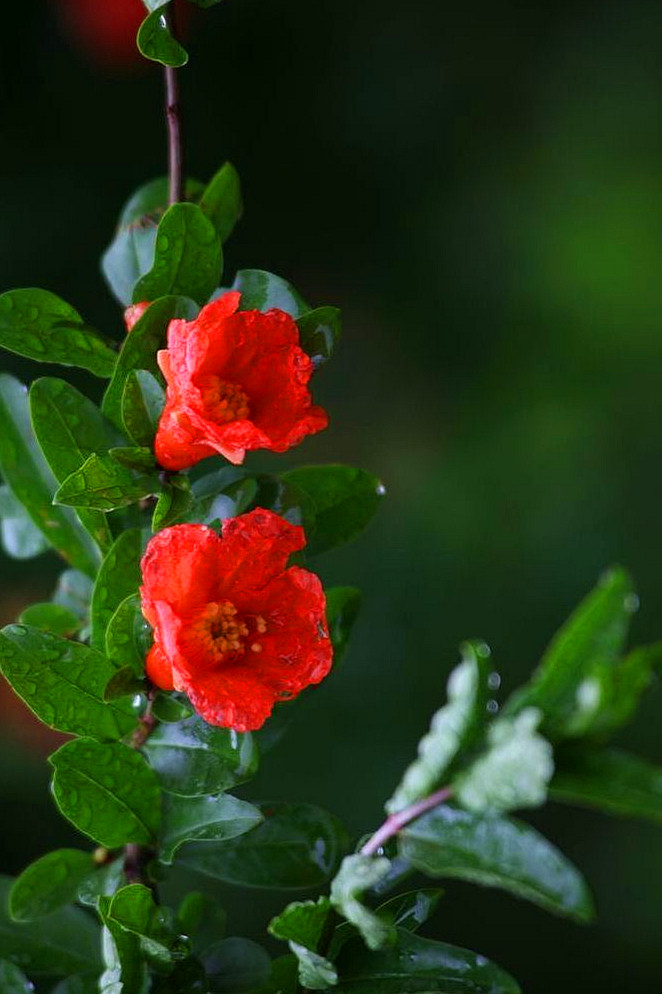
163,8,184,205
360,785,453,857
123,687,159,888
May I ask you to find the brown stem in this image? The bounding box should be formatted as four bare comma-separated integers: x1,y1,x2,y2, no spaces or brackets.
124,688,159,887
360,785,453,857
163,8,184,205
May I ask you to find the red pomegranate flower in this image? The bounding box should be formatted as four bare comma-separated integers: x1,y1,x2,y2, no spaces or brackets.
124,301,150,332
140,509,333,731
154,291,328,469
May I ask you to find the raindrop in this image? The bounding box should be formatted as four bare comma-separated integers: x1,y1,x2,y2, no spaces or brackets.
376,482,386,496
486,699,499,714
624,593,639,613
487,671,501,690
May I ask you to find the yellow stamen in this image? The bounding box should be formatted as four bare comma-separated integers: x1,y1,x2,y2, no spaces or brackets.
198,375,250,423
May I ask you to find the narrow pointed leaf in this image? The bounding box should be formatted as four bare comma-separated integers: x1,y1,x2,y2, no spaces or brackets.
122,369,165,447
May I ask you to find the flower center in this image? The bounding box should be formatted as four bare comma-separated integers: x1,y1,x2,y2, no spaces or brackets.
198,375,250,423
192,601,268,662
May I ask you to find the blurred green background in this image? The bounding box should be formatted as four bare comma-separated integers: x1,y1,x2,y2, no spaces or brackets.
1,0,662,989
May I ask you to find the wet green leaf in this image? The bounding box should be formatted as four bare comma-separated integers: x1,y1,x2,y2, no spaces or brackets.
105,592,151,675
160,792,264,864
122,369,166,448
133,203,222,306
0,485,49,560
153,476,194,531
9,850,93,922
137,8,188,67
18,602,80,637
0,288,116,376
199,162,243,242
386,641,491,814
231,269,308,317
105,884,186,972
0,960,32,993
177,892,227,954
176,802,347,889
504,567,636,740
330,855,394,951
50,738,161,847
281,464,385,556
400,804,594,922
325,586,361,665
297,307,341,367
143,715,258,796
453,708,554,814
0,375,100,576
54,451,159,512
102,295,198,429
90,529,146,651
0,625,136,739
269,898,337,990
30,377,121,553
374,888,443,933
335,929,521,994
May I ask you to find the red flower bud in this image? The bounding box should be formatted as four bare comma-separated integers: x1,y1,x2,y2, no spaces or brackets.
154,292,328,469
124,301,150,332
140,509,333,731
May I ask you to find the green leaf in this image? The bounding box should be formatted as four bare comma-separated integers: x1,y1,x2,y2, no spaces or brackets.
330,855,394,952
143,714,258,796
152,692,193,723
0,485,49,559
335,929,521,994
504,567,636,740
374,888,443,933
202,937,272,993
325,587,361,664
177,892,227,954
574,640,662,739
453,708,554,814
102,177,205,307
110,444,156,471
9,849,93,922
281,465,385,556
297,307,341,367
105,884,185,972
0,875,101,976
399,804,594,922
50,738,161,847
0,625,136,739
0,959,32,993
231,269,308,317
18,602,80,637
551,745,662,823
54,451,159,512
386,641,491,814
199,162,243,243
137,8,188,67
99,914,149,994
77,857,125,908
52,569,93,622
30,377,121,552
122,369,165,448
90,528,146,651
133,203,222,306
102,295,198,429
269,898,337,991
176,802,348,889
0,375,100,576
160,792,264,864
105,592,151,676
0,288,116,377
104,665,145,701
153,476,194,531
